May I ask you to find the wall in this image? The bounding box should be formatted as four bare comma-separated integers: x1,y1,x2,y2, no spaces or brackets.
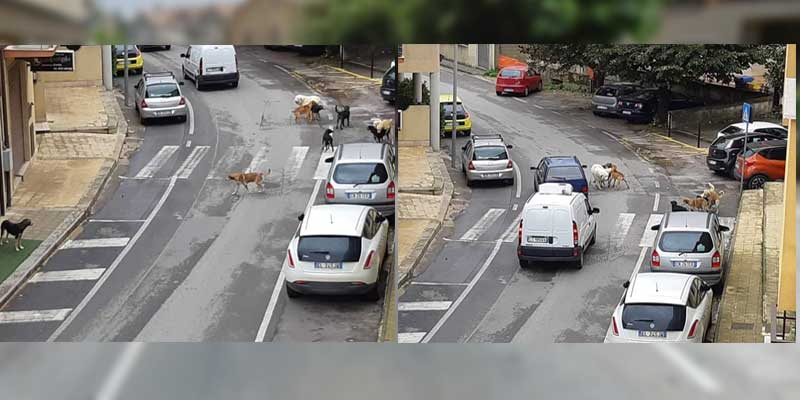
669,96,774,142
777,43,795,314
439,44,477,68
497,44,527,64
35,45,102,86
399,45,439,74
398,105,431,146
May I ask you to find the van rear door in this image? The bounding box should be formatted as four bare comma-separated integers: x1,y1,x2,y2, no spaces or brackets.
202,46,236,75
523,206,571,248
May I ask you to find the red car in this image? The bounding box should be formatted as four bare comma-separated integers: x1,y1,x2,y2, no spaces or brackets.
495,65,542,96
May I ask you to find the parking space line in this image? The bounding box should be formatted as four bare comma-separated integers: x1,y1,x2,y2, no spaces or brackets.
459,209,506,241
186,98,195,136
410,282,469,287
512,97,527,103
398,332,427,343
532,104,544,109
398,301,453,311
29,268,106,283
653,193,660,212
0,308,72,324
133,145,179,179
513,162,522,198
175,146,210,179
630,247,650,282
61,237,130,249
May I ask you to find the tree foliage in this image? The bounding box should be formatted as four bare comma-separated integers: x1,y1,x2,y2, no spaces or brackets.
397,78,430,111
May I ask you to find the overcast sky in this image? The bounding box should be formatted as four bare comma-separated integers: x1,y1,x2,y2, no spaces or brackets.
96,0,244,18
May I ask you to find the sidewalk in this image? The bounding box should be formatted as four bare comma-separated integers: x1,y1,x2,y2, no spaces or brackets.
0,86,126,306
397,147,453,287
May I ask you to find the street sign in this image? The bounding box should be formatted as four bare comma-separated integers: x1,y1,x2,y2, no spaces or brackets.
742,102,752,123
30,50,75,72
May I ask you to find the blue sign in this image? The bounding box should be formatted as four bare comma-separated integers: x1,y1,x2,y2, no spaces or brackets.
742,102,752,123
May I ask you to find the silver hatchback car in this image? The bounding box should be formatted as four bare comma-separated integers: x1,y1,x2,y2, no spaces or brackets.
324,142,395,217
134,72,187,124
649,211,730,287
461,134,514,186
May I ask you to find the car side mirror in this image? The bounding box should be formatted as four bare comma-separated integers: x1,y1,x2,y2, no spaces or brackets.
179,81,185,85
581,165,587,168
324,157,334,163
622,281,630,289
376,214,386,223
530,166,538,170
461,145,467,150
591,207,600,214
700,283,711,292
298,214,304,221
650,224,660,231
719,225,730,232
506,144,513,149
180,53,186,58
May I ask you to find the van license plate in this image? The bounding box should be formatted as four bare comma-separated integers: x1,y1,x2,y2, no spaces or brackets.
596,106,607,110
622,110,632,115
207,67,223,72
347,192,373,200
674,261,697,268
315,262,342,269
528,236,548,244
638,331,666,338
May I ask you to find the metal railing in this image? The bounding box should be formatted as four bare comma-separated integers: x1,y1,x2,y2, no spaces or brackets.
770,306,796,343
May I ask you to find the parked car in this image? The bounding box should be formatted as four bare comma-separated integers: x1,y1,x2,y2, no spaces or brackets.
618,89,702,123
495,65,542,97
139,45,171,51
706,132,782,176
517,183,598,269
324,142,396,217
716,121,787,139
733,139,787,189
180,45,239,90
440,94,472,136
112,45,143,75
380,62,396,103
604,273,713,343
649,211,729,288
283,204,389,300
531,156,589,196
591,83,642,117
134,72,187,124
461,134,514,186
291,45,326,56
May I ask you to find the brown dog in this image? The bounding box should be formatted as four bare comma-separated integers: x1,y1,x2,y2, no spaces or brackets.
293,104,313,124
608,165,630,189
228,171,269,195
682,196,708,211
702,183,724,211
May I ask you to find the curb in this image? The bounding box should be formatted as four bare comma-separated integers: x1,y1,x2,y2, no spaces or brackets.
0,89,127,307
378,242,397,343
439,58,496,84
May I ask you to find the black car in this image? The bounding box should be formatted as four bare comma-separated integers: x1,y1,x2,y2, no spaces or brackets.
380,63,396,103
591,83,643,117
706,132,782,175
618,89,702,123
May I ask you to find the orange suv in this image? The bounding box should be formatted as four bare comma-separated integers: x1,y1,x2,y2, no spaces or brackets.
733,139,786,189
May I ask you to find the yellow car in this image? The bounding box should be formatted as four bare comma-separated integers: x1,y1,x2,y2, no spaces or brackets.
440,94,472,136
113,45,143,75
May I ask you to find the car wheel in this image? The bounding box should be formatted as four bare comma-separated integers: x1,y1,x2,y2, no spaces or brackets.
364,283,381,301
575,249,584,269
537,81,543,91
519,259,529,268
285,282,301,298
139,116,147,125
496,91,502,96
523,87,529,97
590,229,596,246
748,174,769,189
165,45,171,50
464,129,471,136
231,81,239,88
182,66,188,80
506,178,514,186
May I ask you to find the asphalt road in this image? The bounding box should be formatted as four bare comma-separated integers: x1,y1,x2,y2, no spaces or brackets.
0,46,393,342
399,69,741,343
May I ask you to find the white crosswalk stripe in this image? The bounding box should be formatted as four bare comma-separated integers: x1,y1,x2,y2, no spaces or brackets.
610,213,636,253
397,332,427,343
176,146,210,179
639,214,663,247
134,145,179,178
460,208,506,241
29,268,106,283
61,237,130,249
398,301,453,311
314,149,335,180
246,146,269,173
209,145,247,179
284,146,309,183
0,309,72,324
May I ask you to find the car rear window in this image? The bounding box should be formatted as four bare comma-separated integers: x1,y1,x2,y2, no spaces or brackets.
333,163,389,185
595,87,617,97
297,236,361,263
500,69,522,78
721,125,743,134
659,231,713,253
710,137,729,149
622,304,687,331
115,47,138,58
146,83,180,98
546,166,583,180
474,146,508,160
442,103,467,119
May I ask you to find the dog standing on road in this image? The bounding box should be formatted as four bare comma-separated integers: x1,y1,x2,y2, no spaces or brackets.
322,127,334,152
607,164,630,189
590,164,610,189
368,118,393,143
334,105,350,129
293,104,313,124
681,196,708,211
310,102,324,122
1,218,32,252
228,171,269,195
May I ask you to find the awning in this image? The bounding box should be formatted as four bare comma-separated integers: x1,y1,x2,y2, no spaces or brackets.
3,45,58,59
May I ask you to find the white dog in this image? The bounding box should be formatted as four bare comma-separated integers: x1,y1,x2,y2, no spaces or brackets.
294,95,322,107
590,164,610,189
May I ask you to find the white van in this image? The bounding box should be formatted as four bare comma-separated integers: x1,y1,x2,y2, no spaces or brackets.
180,45,239,90
517,183,599,269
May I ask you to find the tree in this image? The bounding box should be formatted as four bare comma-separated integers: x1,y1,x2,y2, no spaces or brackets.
396,78,430,111
755,44,787,110
520,44,624,90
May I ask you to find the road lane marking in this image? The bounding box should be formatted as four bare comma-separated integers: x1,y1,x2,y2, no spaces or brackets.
639,214,663,247
398,332,427,343
246,146,269,173
175,146,210,179
410,281,469,286
502,213,523,243
133,145,179,178
284,146,309,183
398,301,453,311
600,130,616,140
314,149,335,180
611,213,636,252
88,219,146,223
652,346,721,394
185,140,192,148
29,268,106,283
48,176,179,342
512,204,518,211
0,309,72,324
631,247,650,282
551,110,562,115
654,180,660,188
513,162,522,198
653,193,660,212
459,209,506,241
532,104,544,109
95,342,146,400
186,98,195,136
512,97,527,103
61,237,130,249
273,65,291,75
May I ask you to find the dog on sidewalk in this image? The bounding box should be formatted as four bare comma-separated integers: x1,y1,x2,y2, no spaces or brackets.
1,218,32,252
322,126,334,152
334,105,350,129
227,171,269,195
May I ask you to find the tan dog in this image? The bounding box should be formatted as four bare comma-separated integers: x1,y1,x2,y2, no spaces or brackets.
702,183,724,210
228,171,269,195
293,104,313,124
682,196,708,211
607,164,630,189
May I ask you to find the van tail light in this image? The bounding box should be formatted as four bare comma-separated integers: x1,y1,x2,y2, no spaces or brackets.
611,316,620,336
179,96,186,105
687,319,699,339
518,220,523,246
651,249,660,268
468,161,475,170
387,181,395,200
364,250,375,270
581,186,588,194
506,160,513,169
199,58,203,75
140,99,148,109
572,221,578,246
711,251,721,269
325,182,335,199
287,249,295,268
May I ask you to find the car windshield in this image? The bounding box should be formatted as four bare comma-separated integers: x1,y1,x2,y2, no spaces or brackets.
333,163,388,185
659,231,713,253
297,236,361,263
595,87,617,97
547,166,583,180
474,146,508,161
442,103,466,119
146,83,180,98
114,47,138,58
710,137,729,149
383,67,396,82
721,125,743,134
622,304,687,331
500,69,522,78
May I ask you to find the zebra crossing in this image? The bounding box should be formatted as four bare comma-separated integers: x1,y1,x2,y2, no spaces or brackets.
398,209,737,343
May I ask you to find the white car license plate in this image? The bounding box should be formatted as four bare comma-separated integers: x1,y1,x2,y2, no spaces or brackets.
156,111,172,116
315,262,342,269
708,160,717,165
674,261,697,268
622,110,632,115
482,173,499,178
504,88,514,92
382,90,390,95
207,67,223,72
597,105,608,110
528,236,548,244
638,330,667,338
347,192,373,200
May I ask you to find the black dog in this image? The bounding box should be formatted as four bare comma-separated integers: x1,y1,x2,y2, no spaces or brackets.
367,125,389,143
322,127,334,152
334,105,350,129
670,200,689,212
1,218,32,252
311,103,324,122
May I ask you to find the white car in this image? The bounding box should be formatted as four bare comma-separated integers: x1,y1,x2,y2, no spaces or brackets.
283,204,389,300
604,273,713,343
716,121,787,139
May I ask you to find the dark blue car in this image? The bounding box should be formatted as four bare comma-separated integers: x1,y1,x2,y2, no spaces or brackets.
531,156,589,196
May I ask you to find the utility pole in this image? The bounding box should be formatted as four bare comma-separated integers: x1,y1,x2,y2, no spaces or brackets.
451,45,458,168
123,45,130,107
